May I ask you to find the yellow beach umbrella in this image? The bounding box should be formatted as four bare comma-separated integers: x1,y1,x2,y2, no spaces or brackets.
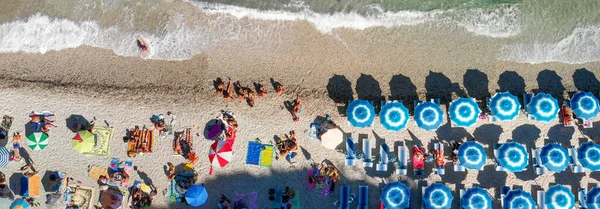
72,130,94,153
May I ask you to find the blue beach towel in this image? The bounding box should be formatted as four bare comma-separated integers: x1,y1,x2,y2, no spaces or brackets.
246,142,262,165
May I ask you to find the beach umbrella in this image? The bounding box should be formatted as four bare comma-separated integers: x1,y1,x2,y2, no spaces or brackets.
71,130,95,153
578,142,600,171
346,100,375,128
26,132,48,150
489,92,521,121
571,91,600,120
496,142,529,172
540,143,569,172
320,127,343,150
460,187,492,209
449,97,481,128
423,183,453,209
208,140,232,175
9,198,30,209
185,184,208,207
545,185,575,209
457,141,487,170
0,147,9,168
526,93,559,123
503,189,535,209
380,181,411,209
379,101,410,132
587,187,600,209
414,101,444,131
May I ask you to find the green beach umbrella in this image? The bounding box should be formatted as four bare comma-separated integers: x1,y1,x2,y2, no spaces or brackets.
27,132,49,150
72,130,94,153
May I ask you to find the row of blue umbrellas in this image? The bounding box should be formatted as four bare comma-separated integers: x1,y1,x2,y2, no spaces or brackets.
380,181,589,209
346,91,600,131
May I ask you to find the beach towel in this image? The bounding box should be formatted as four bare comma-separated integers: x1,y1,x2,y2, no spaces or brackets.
246,142,262,165
306,169,316,190
233,192,258,209
167,179,184,203
122,161,133,187
20,175,41,197
66,185,95,209
109,158,120,172
88,166,109,181
307,122,320,140
271,187,300,209
260,145,274,167
84,126,112,156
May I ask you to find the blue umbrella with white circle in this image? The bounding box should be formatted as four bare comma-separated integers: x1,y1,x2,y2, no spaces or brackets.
496,142,529,172
449,97,481,128
578,142,600,171
489,92,521,121
526,93,559,123
571,91,600,120
457,141,487,170
587,187,600,209
545,184,575,209
540,143,569,172
380,101,410,132
0,147,9,168
423,183,453,209
461,187,492,209
346,100,376,128
503,189,535,209
381,181,410,209
414,101,444,131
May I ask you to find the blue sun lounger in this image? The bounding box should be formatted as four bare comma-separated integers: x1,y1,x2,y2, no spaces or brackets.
346,137,356,166
532,148,547,175
579,188,588,209
358,186,368,209
568,146,585,173
339,186,350,209
376,144,390,171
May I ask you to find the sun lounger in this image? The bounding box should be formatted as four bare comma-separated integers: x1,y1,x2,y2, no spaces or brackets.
523,93,537,120
358,186,368,209
308,122,321,140
434,143,445,175
397,145,409,175
485,97,501,122
537,190,545,209
493,144,506,171
579,188,588,209
568,146,585,173
532,148,547,175
339,186,350,209
376,144,390,171
346,137,356,166
362,138,373,167
562,102,576,127
583,118,594,128
453,162,465,172
500,186,511,207
459,189,465,201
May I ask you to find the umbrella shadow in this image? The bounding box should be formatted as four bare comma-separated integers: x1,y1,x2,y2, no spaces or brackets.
535,69,566,101
327,75,353,103
435,123,471,143
389,74,417,104
547,124,575,147
498,71,526,96
464,69,490,100
356,74,382,101
554,169,585,186
473,124,504,146
425,71,465,102
511,125,541,150
65,114,90,133
477,165,507,190
573,68,600,94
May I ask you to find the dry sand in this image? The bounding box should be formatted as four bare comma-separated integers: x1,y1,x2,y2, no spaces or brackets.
1,26,600,208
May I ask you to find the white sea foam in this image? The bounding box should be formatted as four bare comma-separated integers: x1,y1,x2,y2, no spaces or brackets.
502,25,600,64
453,5,521,38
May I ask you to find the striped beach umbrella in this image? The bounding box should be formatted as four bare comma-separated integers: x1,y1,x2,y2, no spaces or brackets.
461,187,492,209
526,93,559,123
578,142,600,171
380,181,410,209
72,130,95,153
571,91,600,120
540,143,569,172
545,185,575,209
208,140,232,175
449,97,481,128
587,187,600,209
0,147,9,168
503,189,535,209
496,142,529,172
489,92,521,121
457,141,487,170
379,101,410,132
423,183,453,209
346,100,375,128
26,132,48,150
414,101,444,131
9,198,31,209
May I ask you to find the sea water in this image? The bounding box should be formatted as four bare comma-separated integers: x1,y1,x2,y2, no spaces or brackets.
0,0,599,64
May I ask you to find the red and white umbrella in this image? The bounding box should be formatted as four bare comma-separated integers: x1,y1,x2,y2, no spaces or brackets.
208,140,233,175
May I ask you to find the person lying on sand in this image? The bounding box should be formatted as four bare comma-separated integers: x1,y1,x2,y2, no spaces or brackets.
233,81,246,101
223,79,234,101
21,164,39,177
450,140,461,163
434,142,444,168
167,164,176,180
257,83,267,97
246,88,255,107
278,132,298,159
291,96,302,121
136,38,149,56
216,80,225,95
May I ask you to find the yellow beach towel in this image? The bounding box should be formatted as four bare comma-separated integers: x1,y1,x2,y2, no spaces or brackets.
260,145,273,167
